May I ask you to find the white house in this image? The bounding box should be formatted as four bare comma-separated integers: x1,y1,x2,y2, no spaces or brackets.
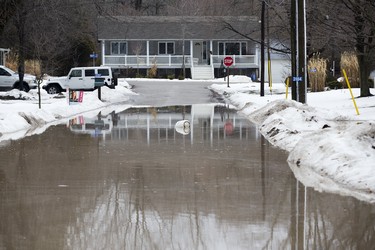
97,16,290,81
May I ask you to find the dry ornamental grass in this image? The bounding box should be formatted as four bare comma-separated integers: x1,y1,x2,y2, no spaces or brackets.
308,56,327,92
5,52,41,76
147,60,158,78
340,51,360,88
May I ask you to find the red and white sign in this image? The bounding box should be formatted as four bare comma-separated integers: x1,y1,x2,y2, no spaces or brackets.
223,56,233,67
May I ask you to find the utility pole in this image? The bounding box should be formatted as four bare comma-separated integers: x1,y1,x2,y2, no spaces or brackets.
260,1,265,97
290,0,297,101
291,0,307,103
298,0,307,103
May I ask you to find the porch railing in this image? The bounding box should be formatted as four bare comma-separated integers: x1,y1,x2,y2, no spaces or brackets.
104,55,187,67
103,54,258,68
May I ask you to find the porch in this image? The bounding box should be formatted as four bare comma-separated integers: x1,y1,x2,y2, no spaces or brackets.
100,39,259,79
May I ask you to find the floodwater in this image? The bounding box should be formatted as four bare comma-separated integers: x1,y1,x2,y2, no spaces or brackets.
0,104,374,250
1,77,375,249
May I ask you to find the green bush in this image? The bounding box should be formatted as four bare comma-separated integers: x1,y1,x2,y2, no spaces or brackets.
167,74,175,80
326,75,342,89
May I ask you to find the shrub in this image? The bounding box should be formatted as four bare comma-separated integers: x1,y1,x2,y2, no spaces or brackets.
167,74,175,80
147,60,157,78
326,75,342,90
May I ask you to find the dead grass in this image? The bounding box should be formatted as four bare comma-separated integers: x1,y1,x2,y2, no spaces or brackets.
147,60,158,78
5,52,41,76
340,51,359,88
308,56,327,92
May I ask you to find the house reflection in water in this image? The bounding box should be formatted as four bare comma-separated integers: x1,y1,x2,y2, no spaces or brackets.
106,104,259,145
67,104,260,145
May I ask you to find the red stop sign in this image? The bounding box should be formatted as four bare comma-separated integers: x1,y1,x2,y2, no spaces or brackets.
223,56,233,67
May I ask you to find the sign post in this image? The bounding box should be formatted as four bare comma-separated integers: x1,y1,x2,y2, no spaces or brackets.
90,52,98,66
223,56,233,87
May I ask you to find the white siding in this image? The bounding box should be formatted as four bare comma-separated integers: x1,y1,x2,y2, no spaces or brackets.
264,59,291,83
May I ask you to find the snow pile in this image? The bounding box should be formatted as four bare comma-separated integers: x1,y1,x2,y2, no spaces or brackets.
0,79,136,142
289,122,375,202
209,82,375,203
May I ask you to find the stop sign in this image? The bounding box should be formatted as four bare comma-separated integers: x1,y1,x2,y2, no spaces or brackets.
223,56,233,67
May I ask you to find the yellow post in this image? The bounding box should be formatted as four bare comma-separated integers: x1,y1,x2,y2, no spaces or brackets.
286,77,290,99
342,69,360,115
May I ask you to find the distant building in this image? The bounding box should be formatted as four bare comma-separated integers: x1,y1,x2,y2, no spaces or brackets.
265,42,291,83
0,48,10,66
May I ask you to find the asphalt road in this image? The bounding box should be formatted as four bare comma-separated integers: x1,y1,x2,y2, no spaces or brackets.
127,79,223,106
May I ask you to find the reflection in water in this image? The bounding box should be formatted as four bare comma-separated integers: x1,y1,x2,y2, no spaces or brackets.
0,104,374,249
69,113,112,138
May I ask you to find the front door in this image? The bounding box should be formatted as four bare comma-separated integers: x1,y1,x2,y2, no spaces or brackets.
193,41,208,64
193,41,204,65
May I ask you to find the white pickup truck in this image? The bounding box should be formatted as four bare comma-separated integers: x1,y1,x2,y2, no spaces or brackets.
43,66,116,94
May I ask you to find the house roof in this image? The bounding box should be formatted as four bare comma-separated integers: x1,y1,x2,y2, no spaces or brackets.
97,16,259,41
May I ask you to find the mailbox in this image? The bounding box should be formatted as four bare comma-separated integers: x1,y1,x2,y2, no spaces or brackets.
94,77,105,87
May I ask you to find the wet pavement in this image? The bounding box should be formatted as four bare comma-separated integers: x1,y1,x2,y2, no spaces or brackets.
1,80,375,249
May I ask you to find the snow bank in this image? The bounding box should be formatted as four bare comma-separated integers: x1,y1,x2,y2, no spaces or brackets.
209,82,375,203
0,79,136,142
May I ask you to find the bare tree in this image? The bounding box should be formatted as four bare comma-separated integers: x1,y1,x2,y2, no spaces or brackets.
2,0,101,76
310,0,374,97
164,0,256,16
0,0,19,36
11,0,29,90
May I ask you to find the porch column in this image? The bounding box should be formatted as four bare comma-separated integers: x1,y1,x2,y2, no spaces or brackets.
255,44,259,66
147,41,150,66
190,40,194,66
101,40,105,65
210,40,213,65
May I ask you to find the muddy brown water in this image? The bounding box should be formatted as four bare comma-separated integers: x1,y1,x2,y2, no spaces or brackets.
0,105,374,250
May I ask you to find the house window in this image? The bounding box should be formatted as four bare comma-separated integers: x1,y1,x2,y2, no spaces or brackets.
241,42,247,55
218,42,247,55
111,42,127,55
158,42,175,54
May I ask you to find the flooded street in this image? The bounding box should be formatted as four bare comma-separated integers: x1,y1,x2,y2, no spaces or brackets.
1,81,375,249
